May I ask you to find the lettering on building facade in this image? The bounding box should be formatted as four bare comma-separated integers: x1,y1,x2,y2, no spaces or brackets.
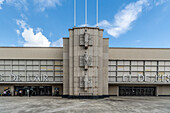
110,74,170,83
0,74,4,81
0,74,49,82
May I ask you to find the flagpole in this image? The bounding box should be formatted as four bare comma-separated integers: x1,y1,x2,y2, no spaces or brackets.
74,0,76,27
96,0,98,27
85,0,87,27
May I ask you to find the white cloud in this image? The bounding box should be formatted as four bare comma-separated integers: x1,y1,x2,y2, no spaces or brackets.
99,0,149,38
16,19,28,29
16,19,63,47
22,28,51,47
0,0,4,9
20,13,28,20
16,29,20,35
98,20,111,28
16,20,51,47
78,24,97,28
155,0,169,6
79,24,90,27
10,44,16,47
36,27,43,33
6,0,28,11
52,38,63,47
99,0,170,38
34,0,61,12
1,0,62,11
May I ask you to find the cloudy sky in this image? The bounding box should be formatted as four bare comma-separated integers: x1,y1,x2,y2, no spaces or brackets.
0,0,170,47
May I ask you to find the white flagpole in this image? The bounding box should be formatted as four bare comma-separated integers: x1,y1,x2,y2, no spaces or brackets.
96,0,98,27
85,0,87,27
74,0,76,27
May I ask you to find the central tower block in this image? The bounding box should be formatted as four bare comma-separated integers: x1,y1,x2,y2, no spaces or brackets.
63,27,109,98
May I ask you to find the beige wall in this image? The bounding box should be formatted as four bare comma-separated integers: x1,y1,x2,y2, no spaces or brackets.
109,48,170,60
0,47,63,59
2,39,170,97
63,38,69,95
108,85,118,96
157,85,170,96
2,47,170,60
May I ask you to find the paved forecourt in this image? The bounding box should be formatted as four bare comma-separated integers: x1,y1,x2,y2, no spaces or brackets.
0,96,170,113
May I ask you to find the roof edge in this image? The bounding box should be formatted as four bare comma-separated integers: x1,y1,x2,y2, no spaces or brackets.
0,47,63,48
109,47,170,49
69,27,104,31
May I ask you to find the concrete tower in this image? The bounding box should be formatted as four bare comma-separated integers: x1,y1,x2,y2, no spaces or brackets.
63,27,109,98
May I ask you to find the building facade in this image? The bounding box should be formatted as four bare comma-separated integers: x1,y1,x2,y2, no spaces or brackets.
0,27,170,97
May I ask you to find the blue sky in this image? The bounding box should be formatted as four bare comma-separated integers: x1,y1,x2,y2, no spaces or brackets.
0,0,170,47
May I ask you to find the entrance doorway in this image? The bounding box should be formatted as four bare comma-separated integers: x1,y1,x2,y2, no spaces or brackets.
119,86,156,96
14,86,52,96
